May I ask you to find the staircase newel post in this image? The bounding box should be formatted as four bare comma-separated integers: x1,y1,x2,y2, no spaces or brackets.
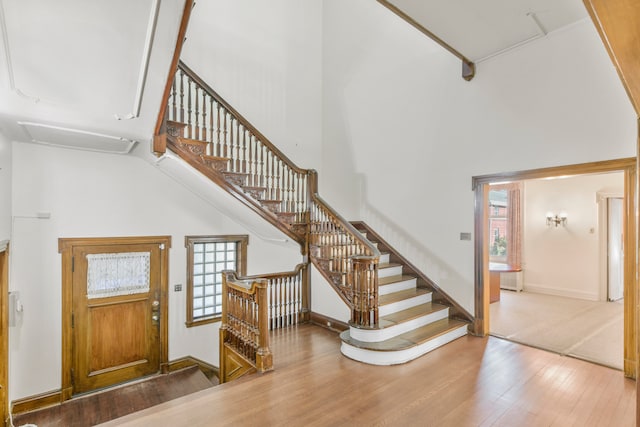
351,256,379,328
300,262,311,322
255,279,273,373
219,272,230,383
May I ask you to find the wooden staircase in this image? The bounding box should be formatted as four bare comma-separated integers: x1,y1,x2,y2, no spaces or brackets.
155,60,472,366
339,224,469,365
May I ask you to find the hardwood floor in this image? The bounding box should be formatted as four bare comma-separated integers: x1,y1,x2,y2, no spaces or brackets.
12,366,215,427
99,324,635,426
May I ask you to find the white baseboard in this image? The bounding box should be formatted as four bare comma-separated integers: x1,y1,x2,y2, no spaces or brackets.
523,283,598,301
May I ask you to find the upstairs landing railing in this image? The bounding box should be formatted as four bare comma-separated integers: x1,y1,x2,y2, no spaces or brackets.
156,61,380,329
219,272,271,383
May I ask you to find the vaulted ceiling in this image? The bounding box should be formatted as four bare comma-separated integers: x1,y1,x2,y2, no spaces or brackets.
0,0,613,154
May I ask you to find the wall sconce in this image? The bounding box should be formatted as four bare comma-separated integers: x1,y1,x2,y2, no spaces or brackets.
546,212,567,227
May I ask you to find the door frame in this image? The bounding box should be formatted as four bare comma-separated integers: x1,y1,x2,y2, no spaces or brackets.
472,157,637,378
58,236,171,401
597,194,624,301
0,241,9,426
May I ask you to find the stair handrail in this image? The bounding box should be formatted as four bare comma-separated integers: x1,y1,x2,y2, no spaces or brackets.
162,61,382,328
228,263,310,329
308,172,381,327
175,61,309,177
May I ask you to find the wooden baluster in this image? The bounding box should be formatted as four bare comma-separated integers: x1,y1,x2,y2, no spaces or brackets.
285,169,295,212
298,174,304,216
248,135,255,187
278,278,283,328
194,86,200,140
179,70,185,126
259,143,265,188
215,103,222,157
265,151,272,200
241,126,248,173
186,78,193,138
271,152,277,201
288,275,293,326
171,75,177,122
234,120,241,172
222,111,229,158
201,90,207,146
208,97,214,147
229,118,236,172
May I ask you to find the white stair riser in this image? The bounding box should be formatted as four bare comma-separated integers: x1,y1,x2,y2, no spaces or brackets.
350,308,449,342
379,253,390,264
379,293,432,316
378,265,403,279
340,325,468,366
379,277,416,296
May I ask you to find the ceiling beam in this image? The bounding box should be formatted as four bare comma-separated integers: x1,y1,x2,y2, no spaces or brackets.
377,0,475,81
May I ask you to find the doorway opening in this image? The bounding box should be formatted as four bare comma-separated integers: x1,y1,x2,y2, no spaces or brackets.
472,158,636,377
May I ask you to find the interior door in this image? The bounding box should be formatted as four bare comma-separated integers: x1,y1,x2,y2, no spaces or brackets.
608,198,624,302
72,242,163,394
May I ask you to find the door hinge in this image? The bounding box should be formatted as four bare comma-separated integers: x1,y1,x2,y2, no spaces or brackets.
71,313,74,329
72,256,75,272
70,368,75,386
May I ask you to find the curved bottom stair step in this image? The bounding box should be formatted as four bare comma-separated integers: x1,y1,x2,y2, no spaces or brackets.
340,318,469,366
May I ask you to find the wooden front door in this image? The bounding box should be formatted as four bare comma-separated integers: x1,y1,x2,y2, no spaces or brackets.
59,237,170,397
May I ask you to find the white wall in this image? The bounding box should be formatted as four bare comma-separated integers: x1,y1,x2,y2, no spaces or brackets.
523,172,623,300
9,141,300,400
321,0,637,313
0,131,10,241
181,0,323,171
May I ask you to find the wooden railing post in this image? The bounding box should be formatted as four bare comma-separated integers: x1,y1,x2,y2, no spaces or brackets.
351,256,379,328
255,282,272,373
218,273,229,383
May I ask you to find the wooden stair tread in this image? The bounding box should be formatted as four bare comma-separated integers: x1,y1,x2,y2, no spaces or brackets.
378,262,402,270
340,318,468,352
202,154,229,161
379,274,416,286
378,288,430,305
379,302,448,327
178,136,207,146
166,120,187,128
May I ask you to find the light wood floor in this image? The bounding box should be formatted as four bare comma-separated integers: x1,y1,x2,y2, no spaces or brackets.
490,290,623,370
100,324,635,426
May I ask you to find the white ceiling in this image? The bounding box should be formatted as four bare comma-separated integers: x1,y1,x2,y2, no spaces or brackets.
0,0,185,153
385,0,589,62
0,0,591,154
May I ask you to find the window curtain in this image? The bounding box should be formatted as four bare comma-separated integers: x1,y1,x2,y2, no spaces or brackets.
506,184,522,268
491,183,522,268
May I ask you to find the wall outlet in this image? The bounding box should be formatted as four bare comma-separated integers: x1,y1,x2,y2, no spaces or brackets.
460,232,472,241
174,284,182,292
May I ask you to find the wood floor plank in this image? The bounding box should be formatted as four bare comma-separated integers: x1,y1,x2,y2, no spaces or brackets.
96,325,635,427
